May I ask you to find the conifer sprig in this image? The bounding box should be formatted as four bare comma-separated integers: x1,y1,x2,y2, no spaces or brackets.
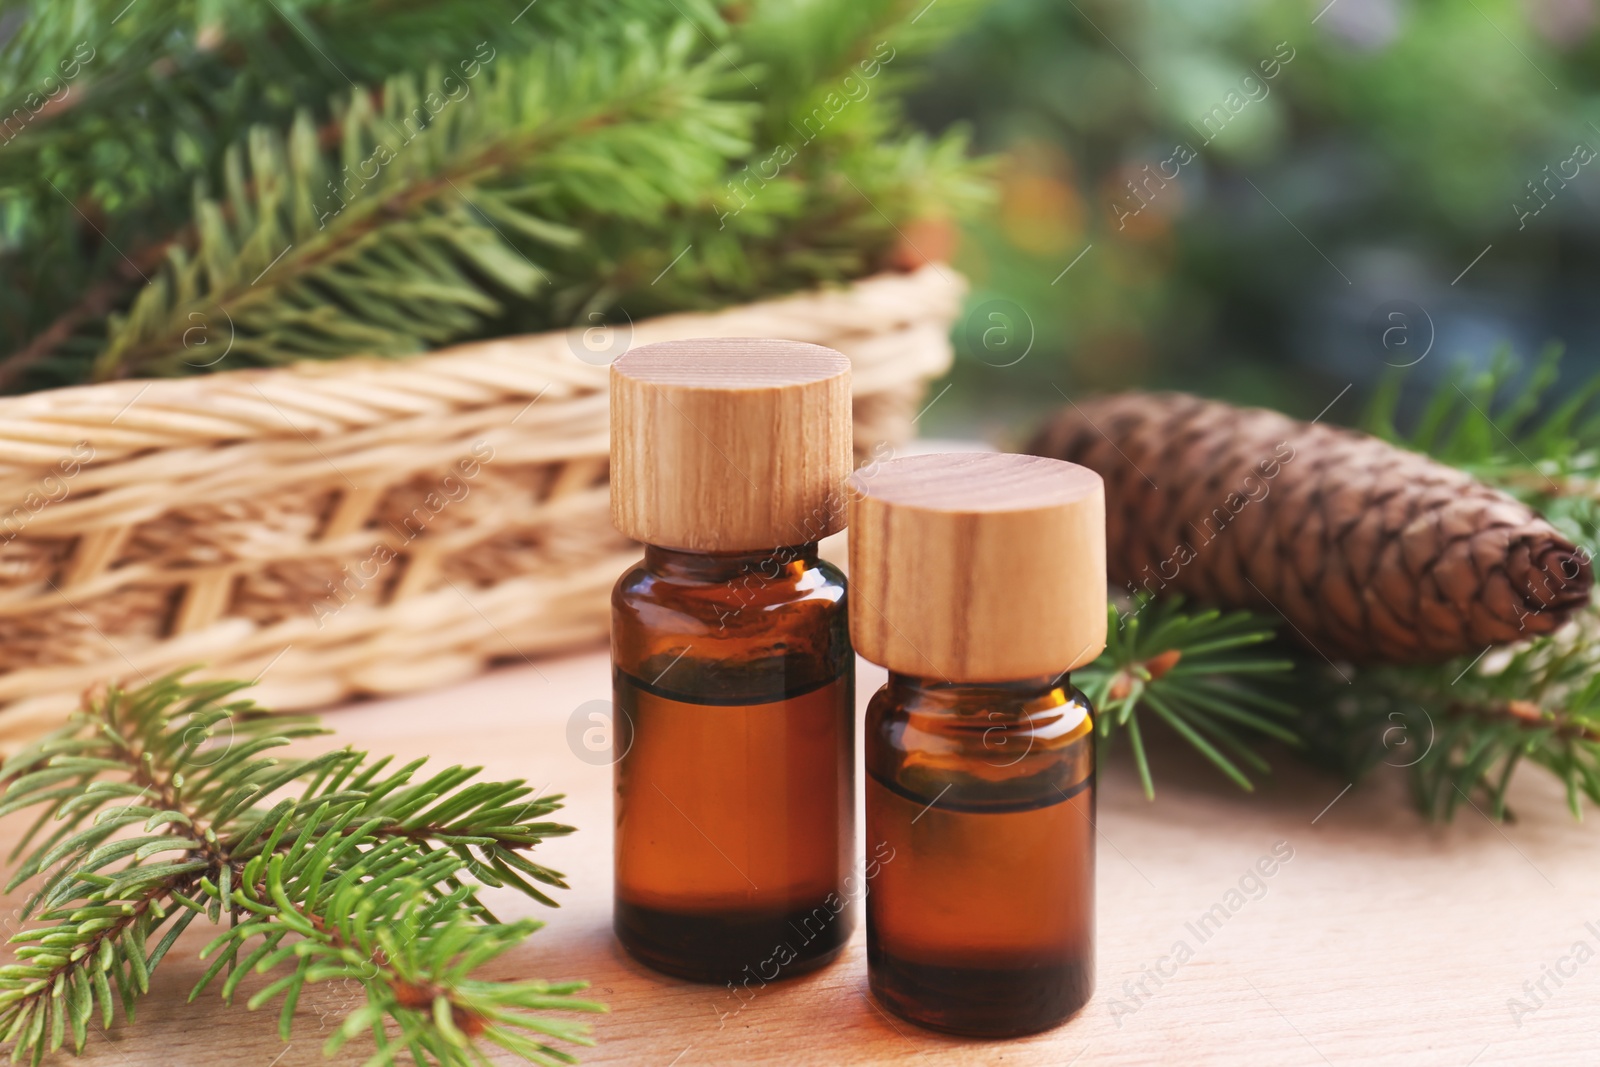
1303,631,1600,821
1,1,991,394
1078,598,1297,798
84,23,750,384
0,672,598,1065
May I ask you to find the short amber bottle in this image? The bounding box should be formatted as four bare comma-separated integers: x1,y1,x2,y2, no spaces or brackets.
608,338,856,984
848,452,1107,1037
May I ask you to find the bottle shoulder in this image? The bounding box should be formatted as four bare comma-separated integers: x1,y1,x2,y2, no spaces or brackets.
612,554,846,633
866,676,1093,726
611,552,851,694
865,677,1094,809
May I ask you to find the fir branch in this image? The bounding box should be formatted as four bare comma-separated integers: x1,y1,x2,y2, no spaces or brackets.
0,2,724,370
194,834,594,1066
2,1,991,393
569,126,989,329
0,0,714,247
1298,630,1600,821
78,23,750,383
1077,598,1297,798
0,671,597,1064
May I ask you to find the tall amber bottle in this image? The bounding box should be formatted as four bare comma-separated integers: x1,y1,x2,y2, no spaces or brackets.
848,452,1107,1037
609,338,855,983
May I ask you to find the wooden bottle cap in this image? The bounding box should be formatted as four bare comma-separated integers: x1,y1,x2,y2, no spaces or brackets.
848,452,1107,681
610,338,852,551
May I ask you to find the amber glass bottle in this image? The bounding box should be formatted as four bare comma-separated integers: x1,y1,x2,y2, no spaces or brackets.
608,338,855,983
849,452,1107,1037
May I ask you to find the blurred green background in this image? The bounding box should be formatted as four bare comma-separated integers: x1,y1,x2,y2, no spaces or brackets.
908,0,1600,441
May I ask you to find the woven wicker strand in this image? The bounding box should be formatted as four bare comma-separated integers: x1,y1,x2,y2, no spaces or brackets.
0,266,965,743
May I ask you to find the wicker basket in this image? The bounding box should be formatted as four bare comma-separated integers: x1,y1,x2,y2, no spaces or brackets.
0,266,964,740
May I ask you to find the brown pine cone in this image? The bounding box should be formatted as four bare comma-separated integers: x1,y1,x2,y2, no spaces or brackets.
1027,392,1593,664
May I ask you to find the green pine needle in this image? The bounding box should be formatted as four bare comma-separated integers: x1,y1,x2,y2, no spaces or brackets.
1076,597,1297,799
0,671,600,1065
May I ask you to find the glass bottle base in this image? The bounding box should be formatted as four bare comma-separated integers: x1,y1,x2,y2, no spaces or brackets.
867,943,1092,1037
615,898,851,984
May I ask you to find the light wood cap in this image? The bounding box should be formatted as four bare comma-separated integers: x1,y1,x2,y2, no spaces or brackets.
848,452,1107,680
610,338,852,551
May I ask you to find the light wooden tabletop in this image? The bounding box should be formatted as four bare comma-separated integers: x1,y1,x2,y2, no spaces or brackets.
12,646,1597,1066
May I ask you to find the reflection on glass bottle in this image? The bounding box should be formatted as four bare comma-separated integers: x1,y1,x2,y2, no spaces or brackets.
866,672,1094,1036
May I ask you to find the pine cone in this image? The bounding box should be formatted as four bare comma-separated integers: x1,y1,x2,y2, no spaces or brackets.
1027,392,1593,664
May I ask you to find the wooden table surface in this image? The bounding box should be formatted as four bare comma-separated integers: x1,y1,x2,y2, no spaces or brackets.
14,646,1599,1066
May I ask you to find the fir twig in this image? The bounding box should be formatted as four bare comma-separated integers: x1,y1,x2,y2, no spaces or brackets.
83,24,749,383
1300,631,1600,821
1,2,990,394
1077,598,1297,798
0,671,600,1065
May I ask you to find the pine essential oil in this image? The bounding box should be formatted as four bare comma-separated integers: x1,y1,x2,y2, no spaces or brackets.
848,452,1108,1037
608,338,856,983
865,672,1094,1035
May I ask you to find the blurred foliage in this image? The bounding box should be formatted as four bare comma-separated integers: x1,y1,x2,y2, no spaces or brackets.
909,0,1600,435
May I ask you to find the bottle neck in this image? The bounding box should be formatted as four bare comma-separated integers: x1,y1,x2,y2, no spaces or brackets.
870,670,1093,796
642,542,820,584
886,671,1073,713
